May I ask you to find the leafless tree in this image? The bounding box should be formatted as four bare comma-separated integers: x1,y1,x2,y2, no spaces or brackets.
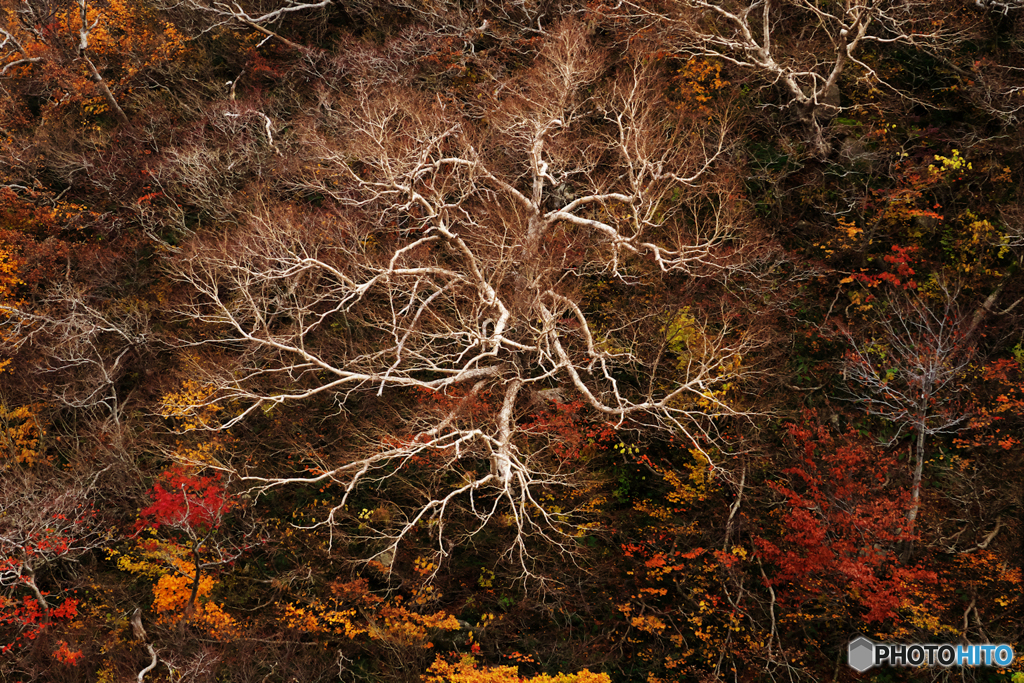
998,203,1024,251
973,0,1023,14
0,467,110,624
150,103,284,225
160,25,769,577
960,58,1024,125
840,282,975,558
168,0,334,52
0,280,150,436
169,0,563,53
616,0,973,155
74,0,131,126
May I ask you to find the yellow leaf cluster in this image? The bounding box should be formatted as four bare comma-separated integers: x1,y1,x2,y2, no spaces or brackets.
929,149,972,175
284,602,366,639
424,655,611,683
0,242,23,303
834,217,863,251
630,615,667,635
893,595,958,641
50,0,187,82
415,555,438,576
152,568,237,635
171,439,228,468
289,576,459,646
652,449,712,509
112,550,163,578
111,536,190,578
674,58,729,116
0,401,48,467
374,603,461,647
160,379,223,431
632,500,674,521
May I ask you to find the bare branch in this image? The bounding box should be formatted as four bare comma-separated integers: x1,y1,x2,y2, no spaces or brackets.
162,27,768,577
839,280,975,550
619,0,976,154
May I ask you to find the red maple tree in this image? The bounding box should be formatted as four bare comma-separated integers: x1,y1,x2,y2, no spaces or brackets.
755,414,936,623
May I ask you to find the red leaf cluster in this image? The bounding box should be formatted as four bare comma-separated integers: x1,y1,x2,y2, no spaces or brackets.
138,467,232,533
755,415,936,623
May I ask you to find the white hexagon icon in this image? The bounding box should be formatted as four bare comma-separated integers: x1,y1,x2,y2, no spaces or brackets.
848,637,875,672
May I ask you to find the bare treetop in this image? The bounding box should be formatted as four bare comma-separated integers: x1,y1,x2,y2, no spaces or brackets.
612,0,975,154
162,24,768,577
840,281,976,555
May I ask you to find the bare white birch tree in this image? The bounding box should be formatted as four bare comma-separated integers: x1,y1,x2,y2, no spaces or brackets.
617,0,972,155
0,281,150,435
840,282,975,559
160,24,768,576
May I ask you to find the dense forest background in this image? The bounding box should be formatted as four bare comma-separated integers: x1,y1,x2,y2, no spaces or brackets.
1,0,1023,680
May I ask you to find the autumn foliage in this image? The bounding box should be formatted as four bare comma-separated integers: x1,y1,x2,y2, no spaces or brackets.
1,0,1023,681
755,416,937,624
137,467,231,534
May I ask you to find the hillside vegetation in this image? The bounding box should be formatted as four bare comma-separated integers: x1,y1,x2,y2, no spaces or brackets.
1,0,1023,680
